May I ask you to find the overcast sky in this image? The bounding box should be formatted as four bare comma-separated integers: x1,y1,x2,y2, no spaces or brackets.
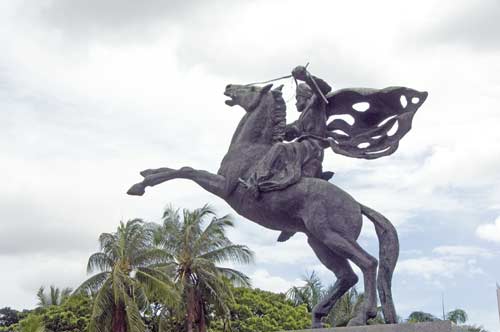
2,0,500,330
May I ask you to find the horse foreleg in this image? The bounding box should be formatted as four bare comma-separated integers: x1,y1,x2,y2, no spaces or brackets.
127,167,227,199
140,167,173,177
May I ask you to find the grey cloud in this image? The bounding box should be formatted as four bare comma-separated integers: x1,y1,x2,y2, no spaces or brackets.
176,33,386,88
423,0,500,51
33,0,234,44
0,196,97,255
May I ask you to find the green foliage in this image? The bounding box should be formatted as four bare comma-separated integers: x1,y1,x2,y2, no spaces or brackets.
36,294,92,332
3,295,91,332
15,314,45,332
286,271,323,312
405,309,488,332
407,311,440,323
0,307,20,328
459,325,489,332
209,287,310,332
447,308,468,324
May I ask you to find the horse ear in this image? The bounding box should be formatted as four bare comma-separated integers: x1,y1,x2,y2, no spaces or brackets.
273,84,284,92
261,83,273,94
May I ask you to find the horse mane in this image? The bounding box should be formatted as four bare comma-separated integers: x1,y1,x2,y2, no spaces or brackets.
270,90,286,143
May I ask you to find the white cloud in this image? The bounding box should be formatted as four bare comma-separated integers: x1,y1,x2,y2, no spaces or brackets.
397,257,463,280
476,216,500,243
252,234,316,265
0,253,88,309
249,269,302,294
396,245,494,280
432,245,496,258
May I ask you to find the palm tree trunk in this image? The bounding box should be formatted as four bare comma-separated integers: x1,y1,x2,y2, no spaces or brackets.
186,287,195,332
199,299,207,332
112,303,127,332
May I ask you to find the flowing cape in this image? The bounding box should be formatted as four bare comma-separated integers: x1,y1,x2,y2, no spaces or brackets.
325,87,428,159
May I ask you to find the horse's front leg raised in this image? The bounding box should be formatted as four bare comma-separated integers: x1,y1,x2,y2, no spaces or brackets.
127,167,227,199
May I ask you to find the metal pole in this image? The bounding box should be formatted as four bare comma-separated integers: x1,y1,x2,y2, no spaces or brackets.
442,293,446,320
496,283,500,322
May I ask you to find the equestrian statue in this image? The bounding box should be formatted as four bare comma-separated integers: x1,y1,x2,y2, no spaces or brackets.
127,65,428,328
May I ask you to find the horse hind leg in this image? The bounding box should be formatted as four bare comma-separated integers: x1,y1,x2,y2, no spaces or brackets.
307,236,359,328
307,226,378,326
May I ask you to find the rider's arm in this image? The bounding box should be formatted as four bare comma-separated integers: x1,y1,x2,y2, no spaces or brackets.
292,66,332,103
305,74,332,98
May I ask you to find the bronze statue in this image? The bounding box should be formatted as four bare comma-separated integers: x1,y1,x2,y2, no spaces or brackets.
127,65,428,328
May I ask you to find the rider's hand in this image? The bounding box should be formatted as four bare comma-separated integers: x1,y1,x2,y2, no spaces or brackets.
292,66,309,81
285,125,300,141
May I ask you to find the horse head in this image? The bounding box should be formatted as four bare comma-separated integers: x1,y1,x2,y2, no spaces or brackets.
224,83,286,146
224,83,275,112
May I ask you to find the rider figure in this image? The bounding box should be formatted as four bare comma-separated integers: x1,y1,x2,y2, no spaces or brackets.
241,66,335,200
286,66,334,181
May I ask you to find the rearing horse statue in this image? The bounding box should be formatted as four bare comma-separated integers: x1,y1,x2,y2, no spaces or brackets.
127,80,425,327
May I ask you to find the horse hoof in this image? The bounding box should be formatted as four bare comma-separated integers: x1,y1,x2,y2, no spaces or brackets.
347,317,365,327
311,313,324,329
127,183,146,196
311,320,323,329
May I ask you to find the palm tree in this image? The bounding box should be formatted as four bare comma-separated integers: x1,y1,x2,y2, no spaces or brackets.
36,285,72,307
447,308,468,324
407,311,439,323
75,219,177,332
154,205,254,332
286,271,324,311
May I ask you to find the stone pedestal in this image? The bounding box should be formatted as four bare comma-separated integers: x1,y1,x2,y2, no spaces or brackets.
285,321,458,332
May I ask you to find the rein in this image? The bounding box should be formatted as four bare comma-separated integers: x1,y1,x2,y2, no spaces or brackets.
244,74,292,87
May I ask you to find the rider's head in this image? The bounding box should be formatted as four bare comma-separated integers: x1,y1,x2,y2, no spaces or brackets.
295,83,313,112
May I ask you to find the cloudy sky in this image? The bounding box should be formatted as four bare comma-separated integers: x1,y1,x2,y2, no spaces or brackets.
2,0,500,330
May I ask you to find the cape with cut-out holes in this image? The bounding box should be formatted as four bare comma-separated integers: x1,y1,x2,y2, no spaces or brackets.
324,86,428,159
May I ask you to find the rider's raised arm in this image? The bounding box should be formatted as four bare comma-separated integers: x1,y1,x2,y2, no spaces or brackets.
292,66,332,103
306,74,332,99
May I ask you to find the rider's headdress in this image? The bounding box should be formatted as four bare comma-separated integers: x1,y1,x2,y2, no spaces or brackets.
296,83,313,98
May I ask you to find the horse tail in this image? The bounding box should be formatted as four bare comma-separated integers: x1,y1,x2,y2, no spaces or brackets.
360,203,399,324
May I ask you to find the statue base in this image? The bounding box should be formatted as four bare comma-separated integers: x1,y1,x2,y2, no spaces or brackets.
285,321,459,332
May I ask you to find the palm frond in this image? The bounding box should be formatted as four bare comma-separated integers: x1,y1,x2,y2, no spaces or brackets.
196,269,233,315
36,286,48,307
217,267,251,287
131,248,174,268
74,272,110,295
89,278,113,332
135,268,179,307
193,214,234,254
200,244,254,265
87,252,114,273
